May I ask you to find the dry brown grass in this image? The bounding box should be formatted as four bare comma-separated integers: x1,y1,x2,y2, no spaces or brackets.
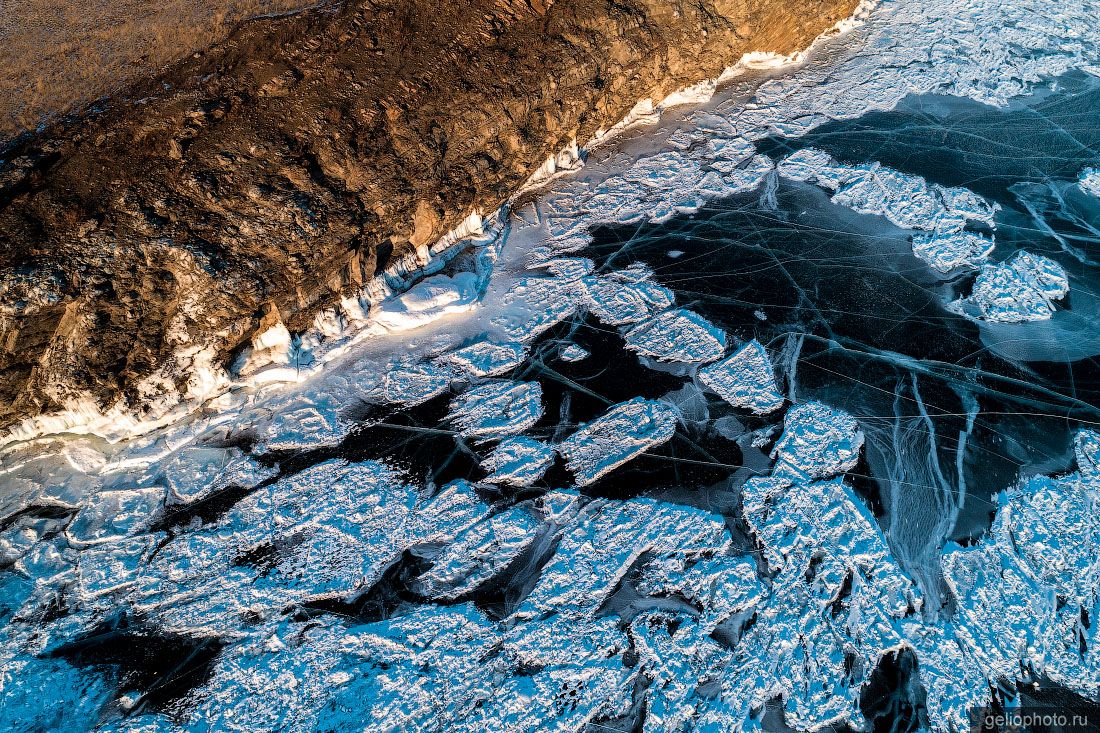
0,0,313,141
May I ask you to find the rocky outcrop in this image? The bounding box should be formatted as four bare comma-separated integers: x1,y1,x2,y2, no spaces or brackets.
0,0,857,434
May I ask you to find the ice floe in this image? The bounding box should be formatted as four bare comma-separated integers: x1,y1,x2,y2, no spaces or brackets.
447,380,544,441
778,148,998,272
1079,167,1100,198
581,264,675,326
435,339,526,378
558,344,589,362
771,401,865,482
558,397,678,486
950,251,1069,322
623,308,727,364
698,339,784,414
479,436,555,486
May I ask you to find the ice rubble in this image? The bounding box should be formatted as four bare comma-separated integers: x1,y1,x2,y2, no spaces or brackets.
5,397,1100,733
949,251,1069,323
698,339,785,414
447,380,544,441
558,397,679,486
1079,167,1100,198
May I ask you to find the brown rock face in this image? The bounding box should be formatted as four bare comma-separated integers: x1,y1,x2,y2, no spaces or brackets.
0,0,857,433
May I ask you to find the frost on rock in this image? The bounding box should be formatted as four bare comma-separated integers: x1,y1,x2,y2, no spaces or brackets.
1079,167,1100,198
698,339,785,414
778,149,998,273
558,397,678,486
436,339,525,377
771,401,864,482
623,308,727,364
949,251,1069,322
447,380,543,441
479,436,555,486
581,264,675,326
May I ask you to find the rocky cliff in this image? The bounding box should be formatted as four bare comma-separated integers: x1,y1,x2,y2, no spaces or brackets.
0,0,857,434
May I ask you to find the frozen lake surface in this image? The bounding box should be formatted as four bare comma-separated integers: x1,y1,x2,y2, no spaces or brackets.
3,0,1100,731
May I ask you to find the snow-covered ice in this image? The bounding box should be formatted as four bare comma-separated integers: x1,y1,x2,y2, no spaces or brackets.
479,436,555,486
950,250,1069,322
558,344,589,362
436,339,526,377
623,308,727,364
1079,167,1100,198
372,271,481,332
558,397,679,486
771,401,865,482
581,264,675,326
447,380,544,440
698,339,784,414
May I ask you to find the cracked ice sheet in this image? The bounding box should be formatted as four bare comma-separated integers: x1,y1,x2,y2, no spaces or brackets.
898,429,1100,730
698,339,785,414
558,397,679,486
5,0,1100,730
949,251,1069,323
